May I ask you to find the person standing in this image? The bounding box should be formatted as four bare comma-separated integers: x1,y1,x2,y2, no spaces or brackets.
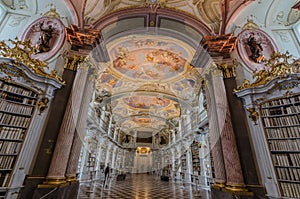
103,164,110,187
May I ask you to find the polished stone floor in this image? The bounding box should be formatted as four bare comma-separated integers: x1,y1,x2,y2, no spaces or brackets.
78,174,211,199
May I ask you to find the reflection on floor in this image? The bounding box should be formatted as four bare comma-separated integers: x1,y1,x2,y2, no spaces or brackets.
78,173,211,199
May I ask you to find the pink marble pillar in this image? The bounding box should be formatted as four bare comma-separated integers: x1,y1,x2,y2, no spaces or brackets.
211,68,246,190
206,73,227,187
65,70,94,181
46,66,89,184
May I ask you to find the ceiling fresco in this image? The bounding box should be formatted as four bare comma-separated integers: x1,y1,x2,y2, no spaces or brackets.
82,0,221,32
94,34,196,134
123,96,171,110
68,0,258,136
107,35,193,82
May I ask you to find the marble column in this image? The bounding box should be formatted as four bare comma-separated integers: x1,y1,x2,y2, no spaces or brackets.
95,137,104,180
108,115,113,137
46,65,88,184
206,71,227,187
111,147,117,170
211,66,246,190
171,149,175,178
185,147,192,182
104,143,111,167
65,68,95,182
78,135,90,181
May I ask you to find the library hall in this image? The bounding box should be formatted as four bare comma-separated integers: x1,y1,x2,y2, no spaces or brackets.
0,0,300,198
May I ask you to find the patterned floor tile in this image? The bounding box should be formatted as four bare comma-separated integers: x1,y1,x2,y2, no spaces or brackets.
78,174,211,199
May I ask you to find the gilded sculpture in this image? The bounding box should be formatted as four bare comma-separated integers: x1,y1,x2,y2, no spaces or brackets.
235,51,300,91
0,38,65,84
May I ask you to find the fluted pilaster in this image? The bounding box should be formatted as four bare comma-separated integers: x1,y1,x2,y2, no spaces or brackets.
211,66,245,190
65,70,95,181
206,73,226,187
46,65,88,184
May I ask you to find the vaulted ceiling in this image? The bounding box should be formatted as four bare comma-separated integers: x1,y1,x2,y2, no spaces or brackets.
63,0,255,136
65,0,254,33
41,0,295,138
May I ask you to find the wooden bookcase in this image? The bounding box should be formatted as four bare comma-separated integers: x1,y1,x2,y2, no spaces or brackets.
191,141,201,176
235,71,300,198
0,79,37,196
259,94,300,198
0,56,63,198
180,153,187,180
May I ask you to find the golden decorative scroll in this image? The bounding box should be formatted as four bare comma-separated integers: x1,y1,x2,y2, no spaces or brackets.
0,38,65,84
235,51,300,92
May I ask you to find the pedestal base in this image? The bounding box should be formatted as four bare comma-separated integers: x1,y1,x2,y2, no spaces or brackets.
212,188,254,199
32,181,79,199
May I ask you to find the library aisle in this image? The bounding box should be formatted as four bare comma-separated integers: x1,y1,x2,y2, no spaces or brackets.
77,174,211,199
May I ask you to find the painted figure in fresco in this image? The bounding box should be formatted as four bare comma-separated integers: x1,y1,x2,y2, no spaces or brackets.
247,34,264,63
36,22,54,53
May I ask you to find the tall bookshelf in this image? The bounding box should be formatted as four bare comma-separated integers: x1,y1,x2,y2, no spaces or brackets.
191,141,201,176
0,79,37,197
259,94,300,198
180,153,187,180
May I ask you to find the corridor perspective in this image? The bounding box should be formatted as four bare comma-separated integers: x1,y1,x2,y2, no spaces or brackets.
78,173,211,199
0,1,300,199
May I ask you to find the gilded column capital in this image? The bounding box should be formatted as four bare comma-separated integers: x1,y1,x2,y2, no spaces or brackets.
207,63,223,77
63,55,85,71
217,62,237,78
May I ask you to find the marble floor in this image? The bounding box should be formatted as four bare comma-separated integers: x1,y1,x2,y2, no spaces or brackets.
77,174,211,199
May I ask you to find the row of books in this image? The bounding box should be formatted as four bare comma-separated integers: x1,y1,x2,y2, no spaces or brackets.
0,100,33,115
0,93,36,105
277,167,300,181
266,127,300,139
290,154,300,166
273,154,291,166
0,156,15,169
0,83,37,98
0,172,10,187
263,115,299,127
0,127,24,140
269,140,300,151
280,182,300,198
261,95,300,108
0,113,31,127
261,106,299,116
0,141,20,154
274,153,300,166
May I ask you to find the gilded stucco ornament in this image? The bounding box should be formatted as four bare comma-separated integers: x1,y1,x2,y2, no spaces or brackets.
37,97,49,115
246,107,259,125
235,51,300,92
217,61,237,78
0,38,65,84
